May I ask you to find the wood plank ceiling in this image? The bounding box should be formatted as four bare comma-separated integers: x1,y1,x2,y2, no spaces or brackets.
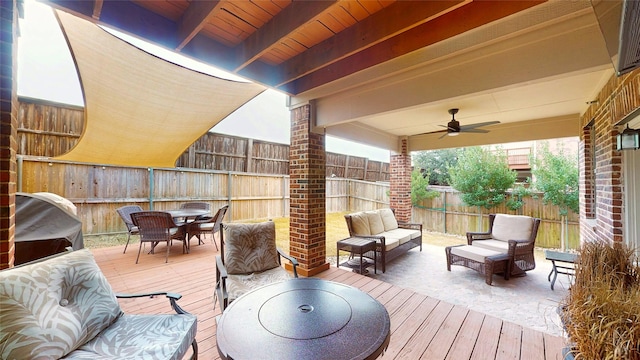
44,0,539,95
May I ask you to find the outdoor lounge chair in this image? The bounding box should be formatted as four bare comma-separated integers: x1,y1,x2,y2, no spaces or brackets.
215,221,298,311
446,213,541,285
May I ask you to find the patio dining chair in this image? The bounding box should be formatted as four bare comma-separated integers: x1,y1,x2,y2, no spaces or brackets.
116,205,142,254
186,205,228,250
215,221,298,311
131,211,187,264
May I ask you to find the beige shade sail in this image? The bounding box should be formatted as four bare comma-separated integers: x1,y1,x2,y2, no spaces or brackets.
54,10,265,168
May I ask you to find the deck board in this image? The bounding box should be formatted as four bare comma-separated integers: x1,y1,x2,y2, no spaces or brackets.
91,240,567,359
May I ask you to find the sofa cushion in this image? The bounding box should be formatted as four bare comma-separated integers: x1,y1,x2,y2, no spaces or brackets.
492,214,534,242
64,313,198,360
472,239,509,253
379,208,399,231
375,236,400,251
379,231,411,246
385,228,421,244
224,222,280,275
0,249,122,359
350,212,371,236
365,211,385,235
450,245,502,263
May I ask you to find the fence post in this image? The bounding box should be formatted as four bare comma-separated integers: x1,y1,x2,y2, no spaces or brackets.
17,155,22,192
148,168,154,210
227,171,233,221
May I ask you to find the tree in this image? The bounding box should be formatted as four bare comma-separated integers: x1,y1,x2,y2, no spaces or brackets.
449,147,517,226
411,169,439,206
412,148,459,186
531,142,579,250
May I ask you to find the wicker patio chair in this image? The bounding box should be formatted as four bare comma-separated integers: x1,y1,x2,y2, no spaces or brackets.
186,205,228,250
215,221,298,311
116,205,142,254
131,211,187,264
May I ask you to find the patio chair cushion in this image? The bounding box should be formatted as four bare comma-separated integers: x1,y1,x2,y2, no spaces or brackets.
226,267,293,303
379,231,411,247
471,239,510,253
0,249,122,359
64,313,197,359
379,208,399,231
450,245,502,263
491,214,534,242
365,211,385,235
350,212,371,236
224,222,281,274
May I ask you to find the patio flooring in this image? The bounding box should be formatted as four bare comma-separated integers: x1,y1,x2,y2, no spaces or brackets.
91,236,569,359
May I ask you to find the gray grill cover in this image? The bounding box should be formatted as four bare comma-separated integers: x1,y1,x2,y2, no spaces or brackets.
15,192,84,265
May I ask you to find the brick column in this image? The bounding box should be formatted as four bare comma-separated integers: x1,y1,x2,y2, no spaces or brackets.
289,103,329,276
389,137,412,223
0,0,18,269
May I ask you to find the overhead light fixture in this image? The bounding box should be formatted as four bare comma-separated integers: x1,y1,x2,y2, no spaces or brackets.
616,125,640,150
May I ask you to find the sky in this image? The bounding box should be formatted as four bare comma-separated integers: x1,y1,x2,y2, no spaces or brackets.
16,0,390,162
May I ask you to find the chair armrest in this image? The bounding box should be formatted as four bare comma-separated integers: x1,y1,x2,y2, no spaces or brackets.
507,239,535,255
277,248,299,278
398,222,422,232
466,232,492,245
215,255,229,310
115,292,190,315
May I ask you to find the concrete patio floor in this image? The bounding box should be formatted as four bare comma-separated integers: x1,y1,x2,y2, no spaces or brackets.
337,243,571,337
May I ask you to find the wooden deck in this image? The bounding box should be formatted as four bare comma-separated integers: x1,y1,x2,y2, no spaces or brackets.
92,239,567,360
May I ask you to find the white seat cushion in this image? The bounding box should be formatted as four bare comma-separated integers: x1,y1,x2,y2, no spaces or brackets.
450,245,502,263
380,230,411,245
472,239,509,253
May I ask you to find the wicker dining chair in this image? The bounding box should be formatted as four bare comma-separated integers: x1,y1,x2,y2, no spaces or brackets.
186,205,228,250
130,211,187,264
116,205,143,254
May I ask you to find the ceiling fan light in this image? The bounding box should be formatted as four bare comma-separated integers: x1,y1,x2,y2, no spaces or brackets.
448,132,460,137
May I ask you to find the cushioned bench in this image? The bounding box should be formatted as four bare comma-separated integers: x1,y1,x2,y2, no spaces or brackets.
344,208,422,273
0,249,198,359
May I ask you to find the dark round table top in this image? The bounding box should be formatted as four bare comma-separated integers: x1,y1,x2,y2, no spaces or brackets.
216,278,391,360
165,209,209,218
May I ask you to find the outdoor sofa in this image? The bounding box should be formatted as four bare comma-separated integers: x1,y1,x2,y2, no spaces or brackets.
0,249,198,359
344,208,422,272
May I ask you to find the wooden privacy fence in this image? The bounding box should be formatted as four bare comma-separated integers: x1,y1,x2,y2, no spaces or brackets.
17,97,390,182
18,157,578,249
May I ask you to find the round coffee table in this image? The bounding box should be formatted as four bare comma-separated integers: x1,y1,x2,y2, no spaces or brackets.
216,278,390,360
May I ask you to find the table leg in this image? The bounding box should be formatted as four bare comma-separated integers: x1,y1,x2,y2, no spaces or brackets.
550,260,558,290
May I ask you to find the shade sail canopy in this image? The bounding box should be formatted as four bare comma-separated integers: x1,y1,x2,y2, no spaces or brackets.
54,10,265,167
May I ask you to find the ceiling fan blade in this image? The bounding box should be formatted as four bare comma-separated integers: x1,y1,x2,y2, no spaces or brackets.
459,120,500,131
461,128,490,134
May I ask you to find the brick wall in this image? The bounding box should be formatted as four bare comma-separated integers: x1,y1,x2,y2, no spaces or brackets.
289,103,329,276
389,137,412,223
579,69,640,245
0,0,18,269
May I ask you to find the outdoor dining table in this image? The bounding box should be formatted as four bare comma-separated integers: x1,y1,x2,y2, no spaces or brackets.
216,278,390,360
164,209,209,253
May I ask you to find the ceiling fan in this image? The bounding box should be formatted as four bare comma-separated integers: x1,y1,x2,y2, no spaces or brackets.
437,108,500,138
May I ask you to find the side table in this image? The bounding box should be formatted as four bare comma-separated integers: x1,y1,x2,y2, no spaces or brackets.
337,237,377,275
545,250,578,290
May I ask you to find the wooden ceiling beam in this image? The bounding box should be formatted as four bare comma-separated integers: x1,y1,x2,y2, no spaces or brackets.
284,0,544,95
269,0,467,88
175,0,221,51
233,1,336,72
